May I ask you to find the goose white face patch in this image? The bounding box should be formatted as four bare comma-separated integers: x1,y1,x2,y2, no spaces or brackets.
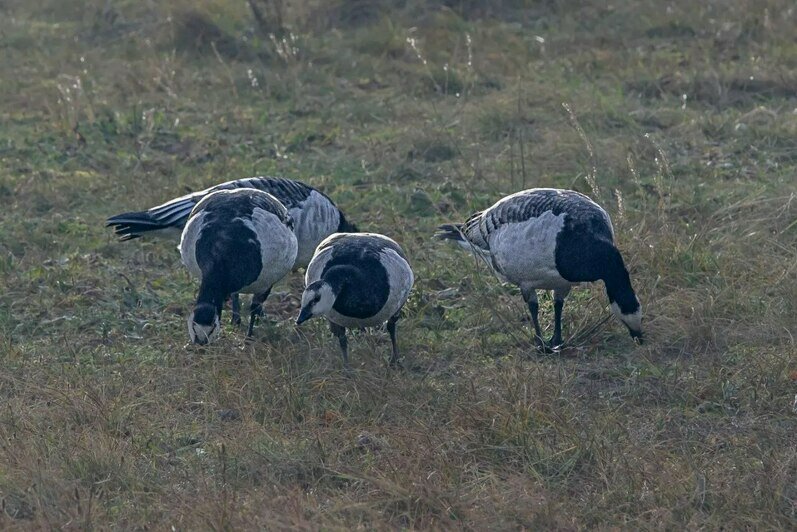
611,301,642,334
188,312,220,345
301,282,336,318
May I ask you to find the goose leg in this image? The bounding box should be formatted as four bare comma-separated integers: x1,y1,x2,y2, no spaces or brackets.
329,322,349,369
522,287,548,352
246,287,272,339
231,293,242,326
386,313,402,368
549,286,571,350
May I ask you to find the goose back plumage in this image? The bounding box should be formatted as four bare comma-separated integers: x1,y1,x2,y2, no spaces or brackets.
459,189,614,251
108,176,357,269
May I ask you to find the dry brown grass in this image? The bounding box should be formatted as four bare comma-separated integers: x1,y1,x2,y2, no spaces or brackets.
0,0,795,529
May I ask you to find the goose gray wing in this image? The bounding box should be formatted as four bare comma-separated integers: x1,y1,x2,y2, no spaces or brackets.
221,177,314,210
190,188,291,227
106,176,313,240
460,189,612,249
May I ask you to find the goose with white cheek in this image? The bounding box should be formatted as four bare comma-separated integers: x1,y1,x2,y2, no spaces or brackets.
436,188,642,351
107,176,357,323
179,188,297,344
296,233,414,368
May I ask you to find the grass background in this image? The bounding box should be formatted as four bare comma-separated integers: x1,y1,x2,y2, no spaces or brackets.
1,0,795,528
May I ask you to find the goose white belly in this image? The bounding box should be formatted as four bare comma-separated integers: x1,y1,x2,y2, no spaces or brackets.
488,210,572,290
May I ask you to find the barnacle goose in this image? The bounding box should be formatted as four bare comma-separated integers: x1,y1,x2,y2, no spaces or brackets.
296,233,414,368
436,188,642,350
179,188,297,344
107,176,358,322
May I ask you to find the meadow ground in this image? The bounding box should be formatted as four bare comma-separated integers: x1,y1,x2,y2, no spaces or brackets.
0,0,795,529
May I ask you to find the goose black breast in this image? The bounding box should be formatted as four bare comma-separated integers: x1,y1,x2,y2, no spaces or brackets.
196,220,262,294
320,238,400,319
554,193,616,283
190,190,289,294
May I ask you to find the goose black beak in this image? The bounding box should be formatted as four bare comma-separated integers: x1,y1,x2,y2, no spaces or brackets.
296,307,312,325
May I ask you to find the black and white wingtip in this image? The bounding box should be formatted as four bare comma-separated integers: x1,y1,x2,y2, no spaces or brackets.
433,224,464,242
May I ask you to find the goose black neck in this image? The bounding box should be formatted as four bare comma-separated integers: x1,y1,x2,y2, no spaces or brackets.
321,264,361,295
195,275,228,316
320,262,390,320
337,212,359,233
602,247,640,314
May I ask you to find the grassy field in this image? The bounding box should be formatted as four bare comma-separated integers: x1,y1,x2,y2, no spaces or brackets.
1,0,795,528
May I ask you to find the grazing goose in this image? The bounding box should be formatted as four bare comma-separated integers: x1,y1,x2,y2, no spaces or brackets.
107,176,358,322
180,188,297,344
436,188,642,351
296,233,414,368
